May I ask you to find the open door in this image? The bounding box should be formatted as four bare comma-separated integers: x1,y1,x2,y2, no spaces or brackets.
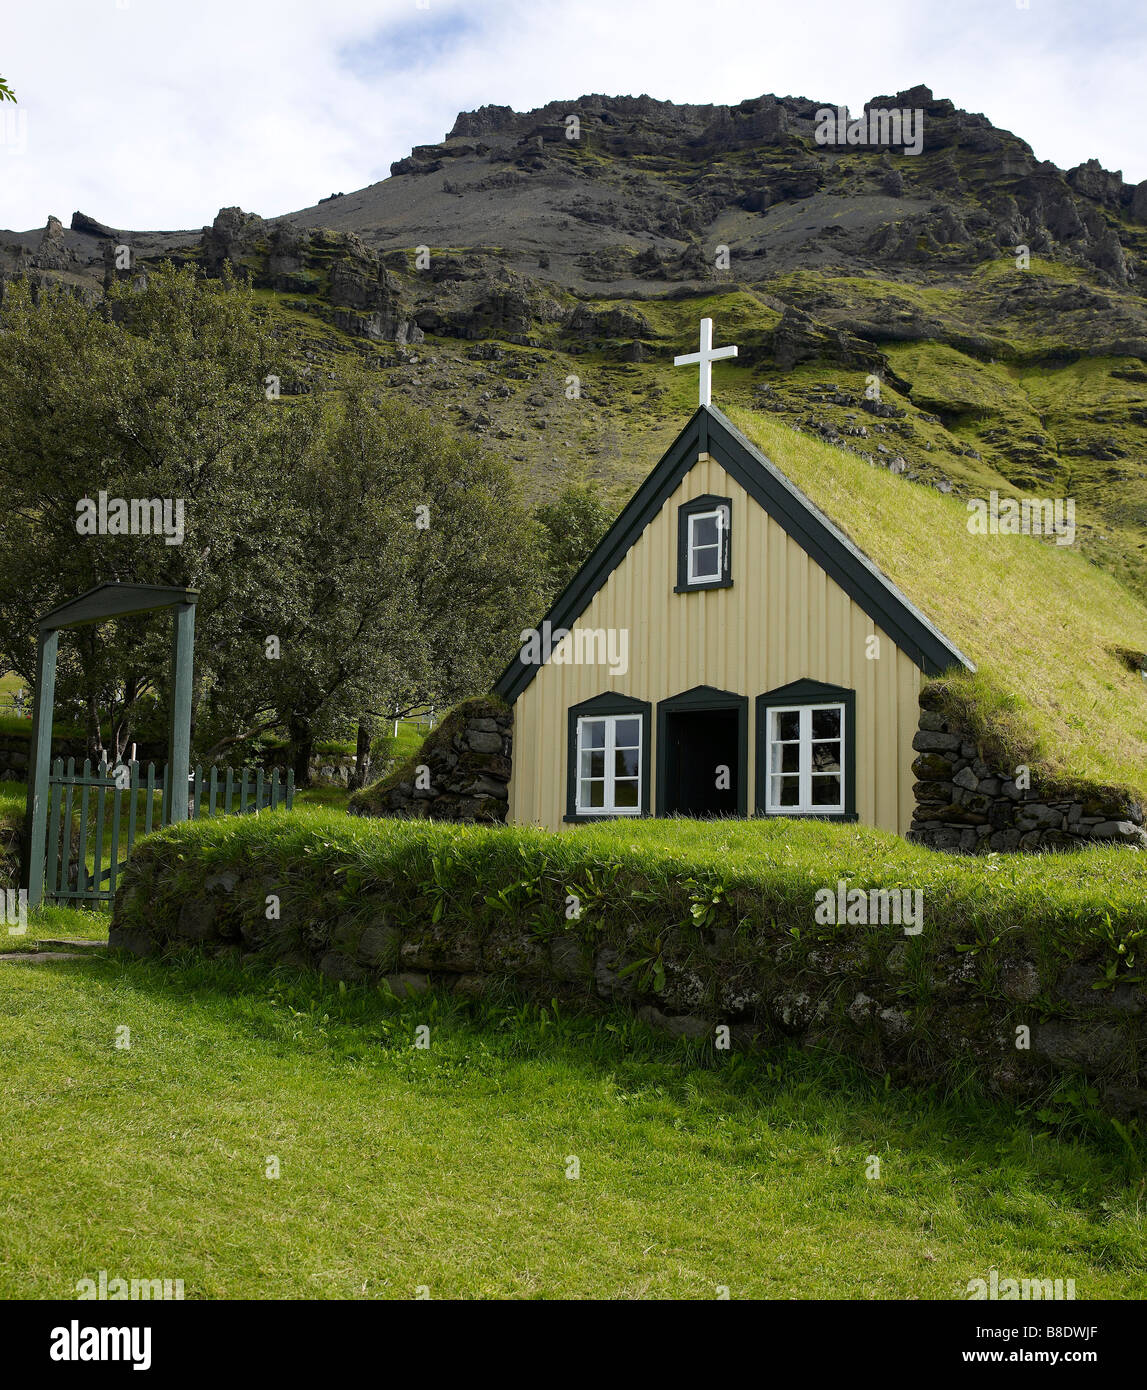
656,688,748,818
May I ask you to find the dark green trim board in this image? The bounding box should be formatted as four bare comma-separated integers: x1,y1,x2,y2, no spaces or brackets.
564,691,651,822
656,686,748,817
495,414,705,705
755,679,857,821
493,406,972,703
675,495,733,592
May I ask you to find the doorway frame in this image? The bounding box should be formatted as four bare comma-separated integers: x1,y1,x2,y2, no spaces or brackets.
655,685,748,818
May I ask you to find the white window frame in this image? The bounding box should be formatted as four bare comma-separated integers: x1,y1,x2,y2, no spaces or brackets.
575,714,643,816
686,507,725,585
764,702,845,814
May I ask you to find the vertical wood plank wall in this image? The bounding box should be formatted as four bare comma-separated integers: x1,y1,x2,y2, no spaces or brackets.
509,453,923,833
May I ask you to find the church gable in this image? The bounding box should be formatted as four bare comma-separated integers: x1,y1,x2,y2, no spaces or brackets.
494,404,971,705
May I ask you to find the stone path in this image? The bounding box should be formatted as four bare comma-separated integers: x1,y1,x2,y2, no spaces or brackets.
0,937,109,964
0,951,90,963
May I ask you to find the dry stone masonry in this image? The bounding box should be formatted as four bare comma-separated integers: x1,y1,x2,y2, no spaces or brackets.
909,687,1146,853
349,699,512,822
110,835,1147,1119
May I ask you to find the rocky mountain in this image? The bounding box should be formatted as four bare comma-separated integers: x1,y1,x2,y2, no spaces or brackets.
4,85,1147,598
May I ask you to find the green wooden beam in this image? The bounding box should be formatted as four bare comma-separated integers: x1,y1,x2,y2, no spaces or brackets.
39,582,199,632
165,602,196,823
24,628,59,907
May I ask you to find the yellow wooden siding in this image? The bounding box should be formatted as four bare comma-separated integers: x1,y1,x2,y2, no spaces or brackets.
508,453,923,833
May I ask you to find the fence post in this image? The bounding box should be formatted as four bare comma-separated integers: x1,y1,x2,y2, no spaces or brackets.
61,757,76,895
45,758,63,904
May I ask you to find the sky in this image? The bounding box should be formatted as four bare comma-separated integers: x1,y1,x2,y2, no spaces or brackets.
1,0,1144,232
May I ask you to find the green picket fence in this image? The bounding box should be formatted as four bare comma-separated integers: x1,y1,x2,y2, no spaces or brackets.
41,758,294,905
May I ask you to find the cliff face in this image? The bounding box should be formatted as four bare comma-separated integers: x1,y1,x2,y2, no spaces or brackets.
3,85,1146,597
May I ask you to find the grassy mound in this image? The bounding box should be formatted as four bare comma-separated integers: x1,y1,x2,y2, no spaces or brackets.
112,811,1147,1118
114,808,1147,953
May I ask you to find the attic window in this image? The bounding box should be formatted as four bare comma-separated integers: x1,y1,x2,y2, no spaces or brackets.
676,495,732,592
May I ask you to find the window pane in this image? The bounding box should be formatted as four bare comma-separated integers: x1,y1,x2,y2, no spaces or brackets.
772,710,800,742
772,774,800,807
811,775,842,807
581,719,605,749
581,748,605,778
811,742,841,774
581,778,605,809
614,779,639,808
690,546,719,579
615,746,639,778
691,515,719,547
812,707,841,740
770,742,801,774
614,718,640,748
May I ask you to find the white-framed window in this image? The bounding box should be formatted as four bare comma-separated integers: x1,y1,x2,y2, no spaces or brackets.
765,703,844,813
575,714,643,815
686,508,725,584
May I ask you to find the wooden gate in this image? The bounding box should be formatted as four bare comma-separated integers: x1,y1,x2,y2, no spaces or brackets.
40,758,294,906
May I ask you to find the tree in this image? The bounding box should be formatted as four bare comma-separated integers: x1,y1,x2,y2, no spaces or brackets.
0,266,282,758
0,77,16,103
203,370,544,781
0,266,544,780
535,482,613,601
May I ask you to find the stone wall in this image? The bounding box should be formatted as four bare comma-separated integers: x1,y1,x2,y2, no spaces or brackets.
0,730,349,789
348,699,512,822
909,687,1146,853
0,732,167,784
309,755,357,787
257,749,359,787
110,829,1147,1119
0,735,33,783
0,734,95,783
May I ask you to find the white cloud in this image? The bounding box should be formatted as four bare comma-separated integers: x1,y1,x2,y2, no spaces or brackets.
1,0,1143,232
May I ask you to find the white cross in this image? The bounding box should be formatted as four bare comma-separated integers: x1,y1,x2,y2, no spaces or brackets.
674,317,738,408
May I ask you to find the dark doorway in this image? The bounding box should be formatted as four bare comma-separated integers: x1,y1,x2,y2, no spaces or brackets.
661,708,740,817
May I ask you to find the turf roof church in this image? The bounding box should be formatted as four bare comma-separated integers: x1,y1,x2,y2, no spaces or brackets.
493,319,972,835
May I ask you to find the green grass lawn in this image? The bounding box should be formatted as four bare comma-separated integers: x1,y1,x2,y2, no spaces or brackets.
0,944,1143,1300
0,779,21,827
2,903,111,948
